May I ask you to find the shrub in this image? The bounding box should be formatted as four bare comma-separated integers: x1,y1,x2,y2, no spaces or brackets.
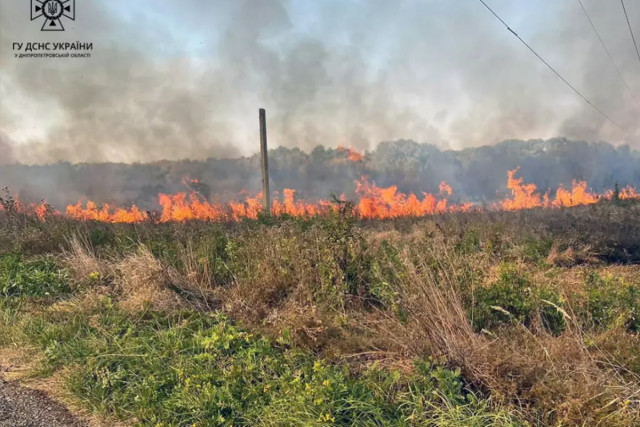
520,236,554,263
88,226,117,249
473,264,565,334
583,272,640,332
455,228,481,254
473,264,535,331
369,240,404,308
537,288,567,336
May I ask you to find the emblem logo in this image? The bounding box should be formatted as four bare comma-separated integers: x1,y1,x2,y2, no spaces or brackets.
31,0,75,31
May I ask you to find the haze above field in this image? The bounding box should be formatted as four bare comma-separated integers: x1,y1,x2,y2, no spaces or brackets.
0,138,637,210
1,0,640,164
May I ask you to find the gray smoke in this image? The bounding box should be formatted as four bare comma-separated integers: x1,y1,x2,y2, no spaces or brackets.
0,131,16,165
0,0,639,164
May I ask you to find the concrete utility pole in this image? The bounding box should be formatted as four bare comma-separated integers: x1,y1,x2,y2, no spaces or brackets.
259,108,271,214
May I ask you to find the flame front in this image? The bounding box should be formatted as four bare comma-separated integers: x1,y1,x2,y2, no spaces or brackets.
3,169,639,223
499,167,629,210
336,145,364,162
355,178,470,219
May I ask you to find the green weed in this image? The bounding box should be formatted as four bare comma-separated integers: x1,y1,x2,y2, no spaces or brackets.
0,253,69,298
2,301,520,426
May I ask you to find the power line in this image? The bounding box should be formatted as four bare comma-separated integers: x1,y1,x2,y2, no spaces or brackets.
476,0,625,132
577,0,639,106
621,0,640,66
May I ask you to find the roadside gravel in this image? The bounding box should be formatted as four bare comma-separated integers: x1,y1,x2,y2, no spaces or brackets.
0,379,86,427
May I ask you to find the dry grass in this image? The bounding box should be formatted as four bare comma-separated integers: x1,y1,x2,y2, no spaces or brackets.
111,218,639,425
0,346,39,382
210,226,338,350
546,241,599,267
374,241,640,426
9,205,636,425
113,246,187,312
64,235,106,280
63,236,214,312
178,239,224,307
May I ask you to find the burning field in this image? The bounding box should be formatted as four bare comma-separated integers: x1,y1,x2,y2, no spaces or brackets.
1,142,640,427
2,193,640,426
3,167,640,223
3,0,640,421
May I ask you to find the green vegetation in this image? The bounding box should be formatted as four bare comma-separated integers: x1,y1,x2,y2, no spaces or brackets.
583,272,640,332
472,264,566,335
0,252,69,297
1,201,640,426
0,299,517,426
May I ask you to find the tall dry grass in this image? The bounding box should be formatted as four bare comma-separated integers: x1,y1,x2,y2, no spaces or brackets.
42,204,640,425
375,235,640,426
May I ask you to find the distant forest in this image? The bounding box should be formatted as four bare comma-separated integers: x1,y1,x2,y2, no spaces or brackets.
1,138,638,210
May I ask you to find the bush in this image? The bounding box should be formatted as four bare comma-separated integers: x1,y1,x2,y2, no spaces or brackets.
583,272,640,332
473,264,565,334
455,228,482,254
473,264,535,331
520,236,554,263
537,288,567,336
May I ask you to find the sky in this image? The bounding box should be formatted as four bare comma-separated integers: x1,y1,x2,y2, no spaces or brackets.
0,0,639,164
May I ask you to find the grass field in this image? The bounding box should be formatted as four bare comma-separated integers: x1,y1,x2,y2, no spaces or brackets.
1,199,639,426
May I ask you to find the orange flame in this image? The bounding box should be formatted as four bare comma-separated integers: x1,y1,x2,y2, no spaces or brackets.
3,168,639,223
0,195,52,221
620,187,639,199
337,145,364,162
502,168,543,210
354,177,469,219
500,168,606,210
552,181,599,208
66,201,146,223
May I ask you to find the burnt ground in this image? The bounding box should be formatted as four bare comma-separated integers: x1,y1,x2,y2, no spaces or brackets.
0,379,86,427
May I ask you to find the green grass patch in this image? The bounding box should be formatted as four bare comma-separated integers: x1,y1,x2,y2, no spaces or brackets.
582,272,640,332
1,300,520,426
472,264,566,335
0,253,69,298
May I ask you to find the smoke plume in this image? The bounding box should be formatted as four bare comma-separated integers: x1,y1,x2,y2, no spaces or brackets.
0,0,639,164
